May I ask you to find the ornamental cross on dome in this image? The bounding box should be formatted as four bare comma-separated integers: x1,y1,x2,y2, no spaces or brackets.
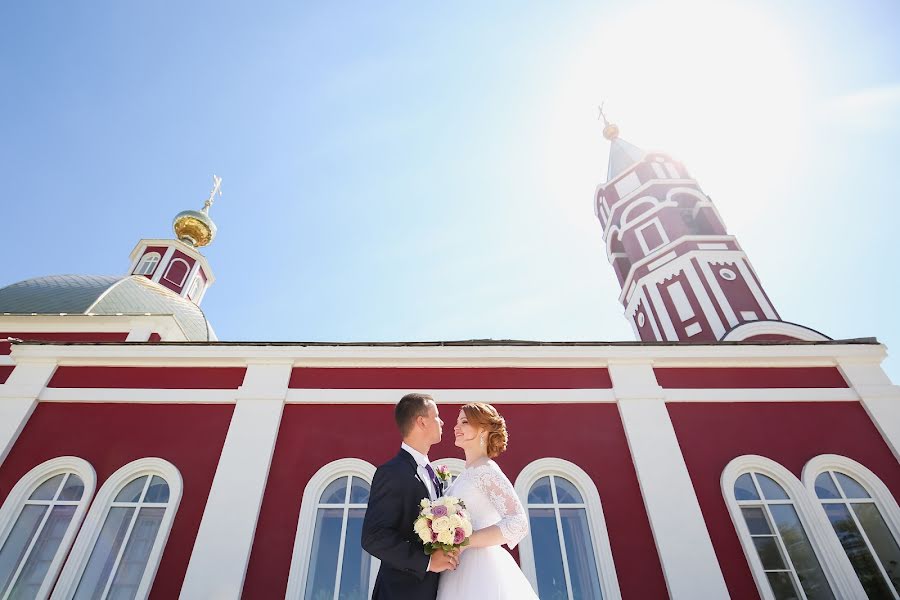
203,175,222,213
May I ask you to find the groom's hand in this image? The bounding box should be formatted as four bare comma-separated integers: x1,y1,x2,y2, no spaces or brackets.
427,549,459,572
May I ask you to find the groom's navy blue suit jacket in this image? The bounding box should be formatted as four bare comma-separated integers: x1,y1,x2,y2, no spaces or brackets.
362,449,444,600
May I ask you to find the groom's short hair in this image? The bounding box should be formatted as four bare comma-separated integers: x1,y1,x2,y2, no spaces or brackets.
395,393,434,436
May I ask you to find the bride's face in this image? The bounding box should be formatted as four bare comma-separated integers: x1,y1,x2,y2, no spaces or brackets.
453,409,482,450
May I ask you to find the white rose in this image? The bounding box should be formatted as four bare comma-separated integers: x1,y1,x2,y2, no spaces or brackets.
437,528,455,545
448,514,463,529
462,519,473,536
431,516,450,533
420,498,430,509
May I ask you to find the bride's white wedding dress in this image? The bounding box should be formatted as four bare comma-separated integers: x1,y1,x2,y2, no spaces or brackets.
437,460,539,599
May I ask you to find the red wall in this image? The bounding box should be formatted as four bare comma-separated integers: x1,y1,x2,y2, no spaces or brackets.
0,366,12,384
48,366,247,389
668,402,900,599
655,367,848,389
289,367,612,389
0,403,235,600
243,403,666,599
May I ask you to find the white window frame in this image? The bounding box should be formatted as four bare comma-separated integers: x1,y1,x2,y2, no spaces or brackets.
134,253,161,276
186,277,203,301
721,455,865,600
51,458,182,600
286,458,378,600
635,218,669,255
514,458,621,600
0,457,96,600
803,454,900,598
162,258,191,287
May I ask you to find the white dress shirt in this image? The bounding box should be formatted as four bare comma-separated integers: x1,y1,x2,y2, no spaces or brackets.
401,442,438,501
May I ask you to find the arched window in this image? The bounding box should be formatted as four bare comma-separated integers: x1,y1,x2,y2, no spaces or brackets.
162,259,190,287
515,458,620,600
287,459,378,600
53,458,182,600
0,457,95,600
186,277,203,301
722,456,862,600
134,253,160,276
803,455,900,598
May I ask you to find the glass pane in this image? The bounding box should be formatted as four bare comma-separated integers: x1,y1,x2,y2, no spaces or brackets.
29,475,64,501
814,473,840,500
824,503,895,598
853,503,900,594
59,474,85,501
835,473,870,500
734,474,760,501
338,508,371,599
769,504,835,600
304,508,344,600
143,477,169,504
756,474,789,500
528,508,568,600
349,478,370,504
9,505,76,600
0,505,47,596
766,571,801,600
741,507,772,536
107,507,164,600
559,508,602,600
320,478,348,504
753,537,787,571
554,478,583,504
115,477,148,503
528,477,553,504
74,507,135,600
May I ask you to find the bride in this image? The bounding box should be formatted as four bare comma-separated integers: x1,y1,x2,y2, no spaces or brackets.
437,402,539,599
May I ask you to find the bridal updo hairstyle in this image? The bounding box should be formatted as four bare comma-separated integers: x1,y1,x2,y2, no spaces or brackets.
462,402,508,458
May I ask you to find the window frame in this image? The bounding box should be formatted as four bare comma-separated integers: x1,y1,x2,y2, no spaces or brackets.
51,458,182,600
162,258,191,287
802,454,900,598
721,455,864,599
0,457,95,600
134,253,161,276
514,458,621,600
286,458,378,600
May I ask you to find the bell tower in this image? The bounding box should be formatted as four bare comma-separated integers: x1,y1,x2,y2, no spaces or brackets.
127,176,220,306
594,111,789,342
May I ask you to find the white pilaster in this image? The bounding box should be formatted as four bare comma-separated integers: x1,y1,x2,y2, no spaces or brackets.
125,324,153,342
611,361,730,599
179,361,292,600
151,246,177,283
0,360,57,466
837,357,900,463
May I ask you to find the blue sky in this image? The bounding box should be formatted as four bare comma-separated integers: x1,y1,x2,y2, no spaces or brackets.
2,1,899,380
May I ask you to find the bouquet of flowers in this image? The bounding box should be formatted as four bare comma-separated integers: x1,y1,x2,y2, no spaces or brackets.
414,496,473,554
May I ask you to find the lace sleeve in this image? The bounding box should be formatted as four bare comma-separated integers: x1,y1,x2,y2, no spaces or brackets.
472,463,529,549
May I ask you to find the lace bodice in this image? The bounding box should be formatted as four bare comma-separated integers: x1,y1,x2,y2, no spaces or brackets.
445,460,528,549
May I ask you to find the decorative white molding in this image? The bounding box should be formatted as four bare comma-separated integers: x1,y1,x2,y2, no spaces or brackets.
128,239,215,285
0,457,96,600
0,314,188,342
635,218,670,256
180,363,290,600
609,362,729,598
52,458,183,600
837,358,900,463
286,389,617,404
150,247,176,284
722,321,830,342
285,458,378,600
514,458,622,600
720,455,866,600
733,259,777,320
0,361,57,466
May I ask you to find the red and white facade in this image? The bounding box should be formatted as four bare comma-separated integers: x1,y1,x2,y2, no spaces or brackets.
1,132,899,600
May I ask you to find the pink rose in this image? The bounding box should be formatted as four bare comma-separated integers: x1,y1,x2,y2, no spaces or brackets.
453,527,466,544
431,505,448,518
431,531,439,542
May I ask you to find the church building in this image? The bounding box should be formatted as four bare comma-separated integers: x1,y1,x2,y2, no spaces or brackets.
1,118,898,600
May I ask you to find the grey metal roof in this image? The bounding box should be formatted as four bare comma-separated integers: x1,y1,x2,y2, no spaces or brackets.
607,137,646,181
0,274,212,341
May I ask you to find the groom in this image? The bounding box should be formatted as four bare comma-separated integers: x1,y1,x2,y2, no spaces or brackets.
362,393,459,600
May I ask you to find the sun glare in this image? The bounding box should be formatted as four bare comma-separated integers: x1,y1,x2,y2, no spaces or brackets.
541,1,810,229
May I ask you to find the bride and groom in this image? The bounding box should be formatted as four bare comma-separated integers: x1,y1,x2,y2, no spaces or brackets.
361,393,538,600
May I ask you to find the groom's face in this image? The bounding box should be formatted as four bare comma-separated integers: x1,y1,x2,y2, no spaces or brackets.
420,401,443,445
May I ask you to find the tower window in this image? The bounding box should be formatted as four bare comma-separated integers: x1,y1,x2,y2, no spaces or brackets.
187,277,203,300
134,253,161,276
163,259,191,287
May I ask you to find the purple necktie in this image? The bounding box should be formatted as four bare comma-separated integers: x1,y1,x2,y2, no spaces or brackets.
424,463,441,497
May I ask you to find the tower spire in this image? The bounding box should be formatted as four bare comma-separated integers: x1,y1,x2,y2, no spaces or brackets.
598,104,644,182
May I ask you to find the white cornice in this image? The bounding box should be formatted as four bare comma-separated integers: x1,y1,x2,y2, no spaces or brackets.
4,340,886,368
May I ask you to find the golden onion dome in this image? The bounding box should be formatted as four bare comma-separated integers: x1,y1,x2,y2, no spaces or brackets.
173,175,221,248
173,209,217,247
